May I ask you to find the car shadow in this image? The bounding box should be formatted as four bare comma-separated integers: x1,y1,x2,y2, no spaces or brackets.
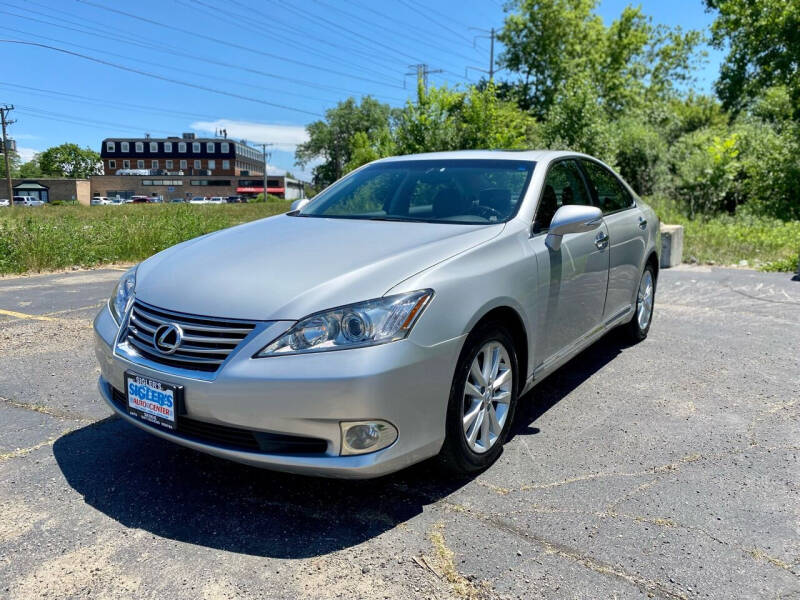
53,417,470,559
510,329,629,439
53,331,630,559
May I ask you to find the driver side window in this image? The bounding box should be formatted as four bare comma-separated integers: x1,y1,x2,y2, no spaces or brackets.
533,160,592,233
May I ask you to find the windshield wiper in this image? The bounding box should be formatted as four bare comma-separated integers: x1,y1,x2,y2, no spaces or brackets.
365,215,427,222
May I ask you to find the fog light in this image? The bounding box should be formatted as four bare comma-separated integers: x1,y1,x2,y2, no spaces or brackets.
340,420,398,456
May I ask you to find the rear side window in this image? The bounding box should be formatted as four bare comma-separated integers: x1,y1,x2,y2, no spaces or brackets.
533,160,592,233
580,160,633,213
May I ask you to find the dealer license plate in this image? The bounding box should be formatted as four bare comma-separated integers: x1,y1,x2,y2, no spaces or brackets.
124,372,181,430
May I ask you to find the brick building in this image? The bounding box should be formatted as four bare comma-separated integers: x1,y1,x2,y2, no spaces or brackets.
100,133,265,177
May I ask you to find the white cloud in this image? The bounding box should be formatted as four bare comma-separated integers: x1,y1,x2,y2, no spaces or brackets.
17,147,39,162
190,119,309,151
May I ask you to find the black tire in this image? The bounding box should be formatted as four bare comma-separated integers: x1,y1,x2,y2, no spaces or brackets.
623,263,657,343
438,321,519,474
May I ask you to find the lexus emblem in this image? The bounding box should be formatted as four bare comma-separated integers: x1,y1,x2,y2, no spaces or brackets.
154,323,183,354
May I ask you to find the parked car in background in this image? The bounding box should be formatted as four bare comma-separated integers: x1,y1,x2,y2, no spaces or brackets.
0,198,8,207
226,196,245,203
130,196,151,204
189,196,207,204
170,198,185,203
94,150,660,478
207,196,225,204
108,198,125,206
91,196,112,206
14,196,44,206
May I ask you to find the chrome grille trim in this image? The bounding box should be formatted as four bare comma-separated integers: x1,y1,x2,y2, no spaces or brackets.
121,300,258,372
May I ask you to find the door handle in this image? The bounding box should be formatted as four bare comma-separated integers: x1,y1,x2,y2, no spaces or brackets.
594,231,609,249
638,218,648,230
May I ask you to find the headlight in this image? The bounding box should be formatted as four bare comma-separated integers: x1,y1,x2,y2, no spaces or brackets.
255,289,433,357
109,266,137,324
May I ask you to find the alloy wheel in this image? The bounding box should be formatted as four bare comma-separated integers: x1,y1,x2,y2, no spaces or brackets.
461,341,512,454
637,269,654,330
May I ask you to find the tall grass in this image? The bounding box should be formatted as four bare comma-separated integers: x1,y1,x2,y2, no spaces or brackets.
1,198,797,274
645,196,800,272
0,202,291,274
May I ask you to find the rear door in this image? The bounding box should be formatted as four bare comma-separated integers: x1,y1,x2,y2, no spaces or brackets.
579,159,647,323
530,159,610,364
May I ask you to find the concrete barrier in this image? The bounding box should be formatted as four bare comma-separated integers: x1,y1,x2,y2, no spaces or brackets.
660,224,684,268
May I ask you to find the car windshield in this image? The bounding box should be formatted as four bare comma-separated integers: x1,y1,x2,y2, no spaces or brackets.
297,159,535,224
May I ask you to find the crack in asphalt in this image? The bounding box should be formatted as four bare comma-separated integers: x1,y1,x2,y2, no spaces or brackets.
724,284,800,306
440,501,690,600
0,431,69,461
0,395,97,423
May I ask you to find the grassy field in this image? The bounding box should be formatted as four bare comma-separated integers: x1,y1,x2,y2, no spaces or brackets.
645,196,800,272
0,199,797,274
0,202,291,274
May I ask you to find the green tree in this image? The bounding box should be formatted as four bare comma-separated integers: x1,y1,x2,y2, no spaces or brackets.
705,0,800,115
497,0,604,117
1,147,20,177
17,156,43,178
497,0,703,118
38,143,101,178
393,81,533,155
345,128,396,173
295,96,393,187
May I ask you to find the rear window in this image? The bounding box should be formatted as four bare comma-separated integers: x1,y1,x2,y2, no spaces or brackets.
580,160,634,213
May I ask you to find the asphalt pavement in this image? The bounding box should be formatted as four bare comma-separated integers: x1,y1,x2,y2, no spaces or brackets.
0,265,798,599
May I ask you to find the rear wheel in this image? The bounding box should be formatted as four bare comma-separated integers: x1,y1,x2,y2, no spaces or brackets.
624,263,656,342
439,323,519,474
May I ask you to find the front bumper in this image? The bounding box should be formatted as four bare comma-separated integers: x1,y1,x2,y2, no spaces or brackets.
94,304,464,478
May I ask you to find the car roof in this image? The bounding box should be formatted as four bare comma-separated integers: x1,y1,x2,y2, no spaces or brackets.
372,149,587,164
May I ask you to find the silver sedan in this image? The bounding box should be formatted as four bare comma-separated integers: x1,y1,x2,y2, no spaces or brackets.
94,150,659,478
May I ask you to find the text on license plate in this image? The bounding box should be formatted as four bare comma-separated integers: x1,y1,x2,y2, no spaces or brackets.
125,372,177,430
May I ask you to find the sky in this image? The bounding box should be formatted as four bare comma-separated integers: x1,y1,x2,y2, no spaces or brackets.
1,0,724,180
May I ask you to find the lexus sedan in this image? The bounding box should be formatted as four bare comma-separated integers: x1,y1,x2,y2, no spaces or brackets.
94,150,659,478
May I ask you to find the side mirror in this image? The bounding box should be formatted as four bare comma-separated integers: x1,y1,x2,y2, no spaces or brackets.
545,205,603,251
290,198,310,211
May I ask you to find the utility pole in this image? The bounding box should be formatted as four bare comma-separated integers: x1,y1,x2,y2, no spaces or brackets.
489,27,495,80
261,143,274,200
405,64,444,97
466,27,500,82
1,105,15,208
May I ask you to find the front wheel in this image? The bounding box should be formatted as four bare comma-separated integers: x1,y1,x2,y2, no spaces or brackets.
439,323,519,474
623,263,656,342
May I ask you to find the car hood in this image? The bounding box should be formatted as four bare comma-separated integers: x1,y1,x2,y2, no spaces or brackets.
135,214,504,320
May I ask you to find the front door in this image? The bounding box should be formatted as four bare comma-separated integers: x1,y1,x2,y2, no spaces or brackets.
530,159,610,365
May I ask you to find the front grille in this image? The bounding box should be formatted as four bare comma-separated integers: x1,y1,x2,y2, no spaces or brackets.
111,388,328,455
123,300,257,372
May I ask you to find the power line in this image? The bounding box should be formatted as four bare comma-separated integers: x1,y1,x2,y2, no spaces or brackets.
313,0,479,65
0,2,402,99
346,0,484,61
269,2,466,85
226,0,409,77
76,0,405,89
2,19,405,106
13,105,180,136
398,0,475,45
0,82,232,122
0,40,324,117
266,0,428,68
180,0,404,85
